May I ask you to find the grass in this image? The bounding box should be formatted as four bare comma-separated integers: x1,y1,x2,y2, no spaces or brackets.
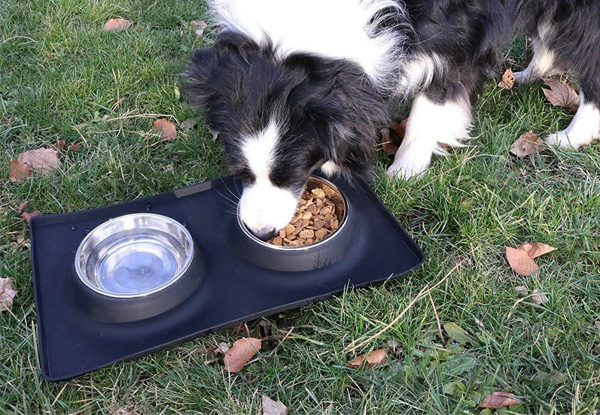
1,0,599,414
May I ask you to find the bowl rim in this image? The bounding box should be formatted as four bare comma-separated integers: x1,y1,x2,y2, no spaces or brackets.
74,213,195,299
237,176,349,251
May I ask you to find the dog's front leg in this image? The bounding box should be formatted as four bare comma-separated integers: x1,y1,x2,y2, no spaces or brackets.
387,93,472,179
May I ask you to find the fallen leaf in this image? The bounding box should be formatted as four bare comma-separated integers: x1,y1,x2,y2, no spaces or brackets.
190,20,208,37
510,130,543,158
542,78,579,112
347,348,388,368
595,321,600,332
443,322,474,345
262,395,289,415
152,118,177,140
18,201,28,214
506,246,539,276
9,159,31,182
498,68,515,90
379,128,398,155
223,337,261,373
22,210,42,223
104,18,132,32
0,277,18,312
531,288,549,305
513,285,529,297
480,392,523,409
17,148,61,175
55,139,66,150
517,242,557,259
389,120,407,142
533,371,568,385
67,143,82,151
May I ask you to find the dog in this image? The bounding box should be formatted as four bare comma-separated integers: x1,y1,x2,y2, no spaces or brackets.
185,0,600,240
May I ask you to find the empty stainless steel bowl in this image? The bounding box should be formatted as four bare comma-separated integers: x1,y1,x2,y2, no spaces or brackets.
75,213,194,298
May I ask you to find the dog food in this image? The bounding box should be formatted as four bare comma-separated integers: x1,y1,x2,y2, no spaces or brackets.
267,184,344,247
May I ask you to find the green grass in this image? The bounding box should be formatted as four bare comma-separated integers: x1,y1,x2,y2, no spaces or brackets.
1,1,599,414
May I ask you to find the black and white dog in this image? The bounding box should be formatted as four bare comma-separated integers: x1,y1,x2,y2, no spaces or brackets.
185,0,600,240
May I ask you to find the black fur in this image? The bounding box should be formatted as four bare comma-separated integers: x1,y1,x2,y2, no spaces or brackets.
185,31,388,193
185,0,600,189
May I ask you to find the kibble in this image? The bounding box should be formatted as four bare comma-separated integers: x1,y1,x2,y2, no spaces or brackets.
267,184,344,247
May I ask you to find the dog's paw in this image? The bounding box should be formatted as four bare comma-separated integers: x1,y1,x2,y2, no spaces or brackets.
386,156,429,180
513,70,535,84
545,130,592,149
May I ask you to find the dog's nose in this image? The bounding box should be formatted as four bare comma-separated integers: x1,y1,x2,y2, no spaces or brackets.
250,227,278,241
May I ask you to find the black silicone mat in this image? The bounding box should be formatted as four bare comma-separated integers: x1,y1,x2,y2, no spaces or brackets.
29,175,424,381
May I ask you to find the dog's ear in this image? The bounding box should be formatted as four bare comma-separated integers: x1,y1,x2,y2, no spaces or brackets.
287,56,389,180
184,47,221,114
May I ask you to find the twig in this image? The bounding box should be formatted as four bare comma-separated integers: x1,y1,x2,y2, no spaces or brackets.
344,262,460,353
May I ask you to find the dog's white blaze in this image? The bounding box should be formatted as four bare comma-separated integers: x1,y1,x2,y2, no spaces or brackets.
387,94,471,179
546,93,600,149
210,0,408,91
239,121,298,234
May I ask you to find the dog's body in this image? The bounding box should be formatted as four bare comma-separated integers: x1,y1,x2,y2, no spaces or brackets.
186,0,600,239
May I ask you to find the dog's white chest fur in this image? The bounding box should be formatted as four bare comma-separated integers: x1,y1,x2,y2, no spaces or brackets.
210,0,405,90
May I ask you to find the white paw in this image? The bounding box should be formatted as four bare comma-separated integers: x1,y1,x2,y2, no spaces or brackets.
545,130,589,149
386,154,430,180
513,70,535,84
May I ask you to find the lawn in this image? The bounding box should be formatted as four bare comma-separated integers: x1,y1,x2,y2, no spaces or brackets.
1,0,599,414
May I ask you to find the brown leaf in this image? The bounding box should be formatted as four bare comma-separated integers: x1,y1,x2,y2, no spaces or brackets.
595,321,600,332
498,68,515,90
67,143,82,151
9,159,32,182
0,277,18,312
104,18,132,32
55,139,66,150
17,148,61,175
379,128,398,155
190,20,208,37
506,246,539,276
517,242,557,259
389,120,407,142
22,210,42,223
531,289,549,305
152,118,177,140
480,392,523,408
542,78,579,112
510,130,543,158
347,348,388,369
18,201,28,214
223,337,262,373
262,395,289,415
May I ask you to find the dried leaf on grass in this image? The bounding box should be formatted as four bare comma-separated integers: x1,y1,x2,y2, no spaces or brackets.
104,18,132,32
480,392,523,408
510,130,543,158
0,277,18,312
152,118,177,140
223,337,261,373
498,68,515,90
517,242,557,259
506,246,539,276
9,159,31,182
595,321,600,332
531,289,549,305
262,396,289,415
17,148,62,175
347,348,387,368
379,120,407,156
542,78,579,112
19,201,42,223
190,20,208,37
443,322,474,345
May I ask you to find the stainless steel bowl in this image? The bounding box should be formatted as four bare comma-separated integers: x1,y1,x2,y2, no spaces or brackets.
238,176,348,251
75,213,194,298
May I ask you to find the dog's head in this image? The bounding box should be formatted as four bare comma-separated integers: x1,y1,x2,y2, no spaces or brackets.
185,32,387,239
